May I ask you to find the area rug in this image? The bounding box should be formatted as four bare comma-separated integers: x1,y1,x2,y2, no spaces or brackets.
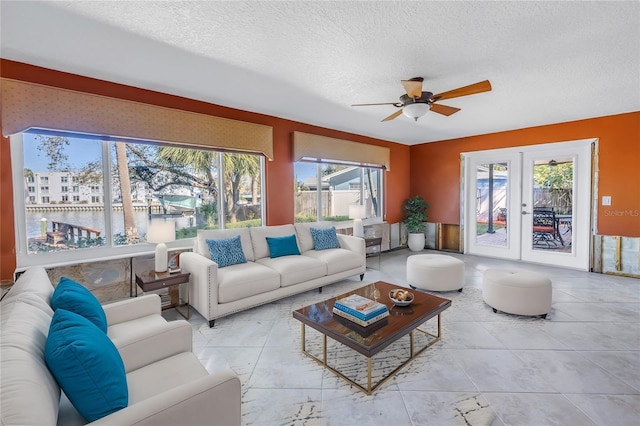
452,394,496,426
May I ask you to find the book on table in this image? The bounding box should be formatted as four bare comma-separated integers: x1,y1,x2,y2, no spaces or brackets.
333,294,388,321
332,307,389,327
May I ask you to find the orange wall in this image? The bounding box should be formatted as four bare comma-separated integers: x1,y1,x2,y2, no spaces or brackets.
0,60,410,279
410,112,640,237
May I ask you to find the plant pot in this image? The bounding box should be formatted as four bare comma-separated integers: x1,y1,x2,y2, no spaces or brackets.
407,233,425,252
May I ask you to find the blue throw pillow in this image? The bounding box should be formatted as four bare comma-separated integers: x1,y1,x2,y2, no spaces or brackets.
51,277,107,333
266,234,301,258
206,235,247,268
45,309,128,422
310,226,340,250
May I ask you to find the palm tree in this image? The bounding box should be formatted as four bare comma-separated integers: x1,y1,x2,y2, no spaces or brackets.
222,153,260,223
115,142,139,244
157,147,218,200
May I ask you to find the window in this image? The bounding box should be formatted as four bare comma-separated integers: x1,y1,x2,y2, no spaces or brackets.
294,162,383,224
61,176,68,183
28,186,35,192
40,186,49,193
11,131,265,268
27,176,34,183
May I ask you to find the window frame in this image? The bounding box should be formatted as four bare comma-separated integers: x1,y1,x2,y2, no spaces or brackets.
294,160,385,226
10,132,267,269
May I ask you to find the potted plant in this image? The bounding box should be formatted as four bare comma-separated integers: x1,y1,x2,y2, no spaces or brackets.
403,195,429,252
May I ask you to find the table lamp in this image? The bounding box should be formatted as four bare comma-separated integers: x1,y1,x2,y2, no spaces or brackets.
146,220,176,272
349,204,366,238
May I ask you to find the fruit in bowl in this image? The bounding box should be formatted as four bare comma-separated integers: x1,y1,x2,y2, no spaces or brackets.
390,289,413,305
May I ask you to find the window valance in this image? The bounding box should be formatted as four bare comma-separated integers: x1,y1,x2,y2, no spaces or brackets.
292,131,390,170
0,78,273,159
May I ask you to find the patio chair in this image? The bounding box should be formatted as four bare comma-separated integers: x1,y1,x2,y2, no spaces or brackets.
532,207,563,247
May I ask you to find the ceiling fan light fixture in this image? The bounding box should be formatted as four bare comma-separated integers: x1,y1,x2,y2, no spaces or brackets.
402,102,431,121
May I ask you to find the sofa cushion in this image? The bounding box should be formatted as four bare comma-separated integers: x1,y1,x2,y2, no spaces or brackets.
126,352,207,404
2,266,53,305
51,277,108,333
45,309,128,422
218,262,281,303
256,256,327,287
196,228,255,261
303,248,365,275
0,293,60,426
294,221,333,252
266,234,301,258
206,235,248,267
310,226,341,250
250,224,297,260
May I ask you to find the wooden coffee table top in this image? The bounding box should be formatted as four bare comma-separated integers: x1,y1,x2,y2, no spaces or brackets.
293,281,451,358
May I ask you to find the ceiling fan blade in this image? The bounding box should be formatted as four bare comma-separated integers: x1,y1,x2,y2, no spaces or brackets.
381,109,403,122
430,103,461,116
432,80,492,101
352,102,400,107
401,77,423,98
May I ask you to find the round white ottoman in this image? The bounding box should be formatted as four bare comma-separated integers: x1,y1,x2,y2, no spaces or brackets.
406,254,464,292
482,269,552,318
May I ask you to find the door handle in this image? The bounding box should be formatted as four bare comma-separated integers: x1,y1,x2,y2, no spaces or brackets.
522,211,530,215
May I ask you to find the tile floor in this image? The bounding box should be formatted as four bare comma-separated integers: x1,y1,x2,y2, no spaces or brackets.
165,249,640,425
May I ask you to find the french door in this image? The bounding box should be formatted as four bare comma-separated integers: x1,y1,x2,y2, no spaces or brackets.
463,139,594,270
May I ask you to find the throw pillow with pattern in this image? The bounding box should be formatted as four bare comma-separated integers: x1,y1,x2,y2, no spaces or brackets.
310,226,340,250
206,235,247,268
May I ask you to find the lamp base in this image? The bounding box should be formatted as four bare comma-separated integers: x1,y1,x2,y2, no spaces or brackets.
353,218,364,238
155,242,168,272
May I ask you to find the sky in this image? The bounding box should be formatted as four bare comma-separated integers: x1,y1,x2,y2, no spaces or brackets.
23,133,102,172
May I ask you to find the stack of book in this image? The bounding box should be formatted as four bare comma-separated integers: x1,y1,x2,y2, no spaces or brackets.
332,294,389,326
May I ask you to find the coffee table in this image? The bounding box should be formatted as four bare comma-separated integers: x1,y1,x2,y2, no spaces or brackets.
293,281,451,394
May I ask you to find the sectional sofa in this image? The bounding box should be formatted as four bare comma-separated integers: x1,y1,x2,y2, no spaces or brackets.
180,222,367,327
0,267,241,425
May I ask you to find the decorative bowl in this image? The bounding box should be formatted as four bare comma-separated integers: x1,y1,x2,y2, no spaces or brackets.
389,289,414,306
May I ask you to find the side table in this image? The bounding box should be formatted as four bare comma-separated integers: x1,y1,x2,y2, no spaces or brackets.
364,237,383,269
135,270,191,320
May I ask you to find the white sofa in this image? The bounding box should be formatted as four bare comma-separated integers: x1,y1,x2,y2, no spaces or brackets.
0,267,241,426
180,222,366,327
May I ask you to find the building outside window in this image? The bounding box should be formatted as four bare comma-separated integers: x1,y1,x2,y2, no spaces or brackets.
11,131,265,267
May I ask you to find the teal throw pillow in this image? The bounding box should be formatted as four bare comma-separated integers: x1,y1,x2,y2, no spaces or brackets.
51,277,107,333
266,234,301,258
45,309,128,422
206,235,247,268
310,226,340,250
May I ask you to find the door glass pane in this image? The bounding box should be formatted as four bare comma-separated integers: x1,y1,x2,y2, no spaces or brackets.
475,162,508,247
531,157,573,252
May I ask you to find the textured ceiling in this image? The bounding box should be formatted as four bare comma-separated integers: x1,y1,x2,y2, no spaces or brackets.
1,1,639,145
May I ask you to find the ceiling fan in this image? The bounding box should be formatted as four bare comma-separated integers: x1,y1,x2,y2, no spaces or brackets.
352,78,492,122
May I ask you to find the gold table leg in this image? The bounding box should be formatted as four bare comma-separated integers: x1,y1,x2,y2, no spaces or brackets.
298,312,444,395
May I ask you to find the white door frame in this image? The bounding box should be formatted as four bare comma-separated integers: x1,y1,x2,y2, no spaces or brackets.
462,138,596,271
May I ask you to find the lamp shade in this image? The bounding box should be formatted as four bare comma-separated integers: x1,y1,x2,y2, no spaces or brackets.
402,102,431,121
147,220,175,272
146,220,175,244
349,204,366,238
348,204,366,220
